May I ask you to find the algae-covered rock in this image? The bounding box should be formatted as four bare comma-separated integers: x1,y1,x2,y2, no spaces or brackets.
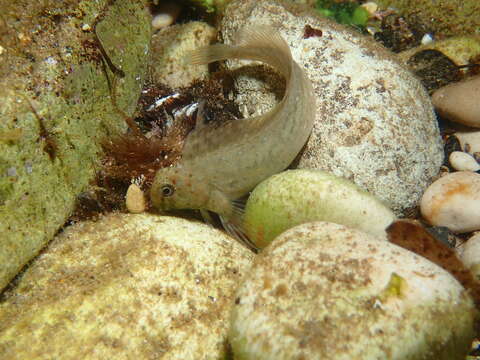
375,0,480,37
150,21,217,89
230,222,479,359
398,36,480,68
220,0,443,215
244,169,396,249
0,0,151,290
0,213,254,359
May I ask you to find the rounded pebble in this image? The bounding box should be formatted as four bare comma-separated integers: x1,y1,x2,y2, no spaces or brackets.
432,75,480,127
149,21,216,88
151,3,181,29
459,232,480,281
229,222,478,359
449,151,480,172
125,183,146,213
244,169,396,248
421,171,480,232
0,213,254,359
455,131,480,154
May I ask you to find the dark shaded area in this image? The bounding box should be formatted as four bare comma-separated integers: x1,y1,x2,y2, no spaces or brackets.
374,13,432,53
407,49,463,93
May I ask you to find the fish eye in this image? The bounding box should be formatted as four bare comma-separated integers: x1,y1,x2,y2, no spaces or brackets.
161,184,175,197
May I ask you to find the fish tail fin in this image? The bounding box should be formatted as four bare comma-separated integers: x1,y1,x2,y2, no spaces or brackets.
186,26,292,77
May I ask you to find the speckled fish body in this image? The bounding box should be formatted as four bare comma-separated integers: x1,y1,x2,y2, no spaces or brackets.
151,26,316,222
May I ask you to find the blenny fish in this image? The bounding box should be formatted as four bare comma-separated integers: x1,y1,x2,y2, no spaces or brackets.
150,26,316,239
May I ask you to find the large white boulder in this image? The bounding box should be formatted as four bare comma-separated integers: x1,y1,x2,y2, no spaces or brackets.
0,213,254,360
229,222,478,359
219,0,443,214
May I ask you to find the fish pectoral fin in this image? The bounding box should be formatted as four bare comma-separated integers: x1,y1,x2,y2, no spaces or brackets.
194,99,207,130
200,208,215,227
219,214,258,252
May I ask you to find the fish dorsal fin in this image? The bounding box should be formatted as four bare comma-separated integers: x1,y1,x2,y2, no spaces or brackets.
187,25,292,77
183,26,293,160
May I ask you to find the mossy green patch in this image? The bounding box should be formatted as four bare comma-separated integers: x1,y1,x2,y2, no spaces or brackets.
0,0,151,291
376,0,480,37
315,0,369,29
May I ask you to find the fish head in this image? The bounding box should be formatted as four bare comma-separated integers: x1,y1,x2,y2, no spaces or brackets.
150,166,211,212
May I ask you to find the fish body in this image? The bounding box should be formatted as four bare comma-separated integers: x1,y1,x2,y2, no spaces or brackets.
150,26,316,225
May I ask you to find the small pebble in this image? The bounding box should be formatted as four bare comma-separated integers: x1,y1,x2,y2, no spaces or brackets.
458,232,480,281
454,131,480,154
81,23,91,32
449,151,480,172
421,171,480,232
360,2,378,15
432,74,480,127
420,33,434,45
152,3,181,30
125,183,146,214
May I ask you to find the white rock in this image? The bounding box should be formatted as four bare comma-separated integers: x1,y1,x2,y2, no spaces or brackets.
220,0,443,214
244,169,396,248
455,131,480,154
229,222,478,359
449,151,480,172
149,21,216,88
151,3,181,29
0,213,254,359
432,75,480,127
459,232,480,281
152,13,175,29
421,171,480,232
125,183,146,213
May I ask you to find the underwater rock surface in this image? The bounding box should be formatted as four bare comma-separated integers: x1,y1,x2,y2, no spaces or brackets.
421,171,480,233
0,213,254,359
375,0,480,37
244,169,396,248
0,0,151,291
229,222,478,359
220,0,443,215
150,21,217,89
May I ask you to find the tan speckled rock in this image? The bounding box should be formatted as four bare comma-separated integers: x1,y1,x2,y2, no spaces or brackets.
432,75,480,128
421,171,480,232
229,222,478,359
0,213,254,360
455,131,480,154
150,21,216,89
459,232,480,281
220,0,443,215
448,151,480,172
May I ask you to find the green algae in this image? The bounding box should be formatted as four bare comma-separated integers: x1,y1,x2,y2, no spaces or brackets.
0,0,151,291
315,0,369,29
